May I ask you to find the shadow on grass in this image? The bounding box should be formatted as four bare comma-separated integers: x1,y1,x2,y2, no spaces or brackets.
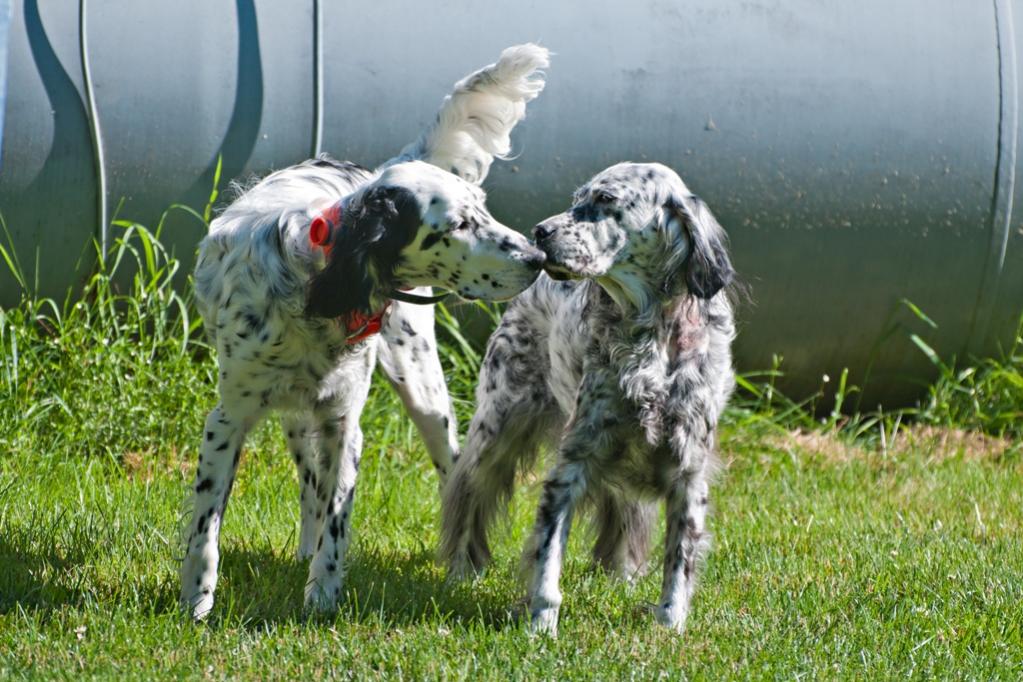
0,533,184,619
0,527,515,633
0,508,186,618
211,543,517,631
0,531,94,615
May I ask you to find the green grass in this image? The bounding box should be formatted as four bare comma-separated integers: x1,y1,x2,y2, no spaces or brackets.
1,223,1022,679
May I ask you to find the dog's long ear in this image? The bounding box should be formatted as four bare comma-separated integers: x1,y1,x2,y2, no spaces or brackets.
305,186,422,318
663,194,734,299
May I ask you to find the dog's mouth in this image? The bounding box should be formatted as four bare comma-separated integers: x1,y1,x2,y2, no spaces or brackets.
542,260,584,281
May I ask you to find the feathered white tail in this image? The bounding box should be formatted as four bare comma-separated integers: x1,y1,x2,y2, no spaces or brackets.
385,43,550,185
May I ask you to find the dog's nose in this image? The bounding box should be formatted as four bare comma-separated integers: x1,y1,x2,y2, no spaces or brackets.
524,247,546,270
533,223,554,241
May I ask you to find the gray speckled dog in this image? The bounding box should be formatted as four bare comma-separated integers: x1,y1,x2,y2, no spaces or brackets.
440,162,737,635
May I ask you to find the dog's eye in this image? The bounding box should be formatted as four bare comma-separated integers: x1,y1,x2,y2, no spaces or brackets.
593,191,617,205
452,220,472,232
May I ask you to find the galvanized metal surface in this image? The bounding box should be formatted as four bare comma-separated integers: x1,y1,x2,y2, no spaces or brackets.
0,0,10,170
1,0,1021,404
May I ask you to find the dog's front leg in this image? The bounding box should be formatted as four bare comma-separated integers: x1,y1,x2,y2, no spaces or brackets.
304,358,374,612
523,459,587,636
281,414,321,560
378,298,459,485
523,371,619,636
303,405,362,612
656,470,710,632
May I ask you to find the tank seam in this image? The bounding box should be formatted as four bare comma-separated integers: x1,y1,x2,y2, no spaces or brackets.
968,0,1018,355
79,0,107,254
311,0,324,157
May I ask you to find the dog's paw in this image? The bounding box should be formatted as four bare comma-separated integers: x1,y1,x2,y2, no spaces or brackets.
590,559,649,586
303,577,341,613
445,556,485,585
180,589,214,622
652,603,688,633
527,604,560,637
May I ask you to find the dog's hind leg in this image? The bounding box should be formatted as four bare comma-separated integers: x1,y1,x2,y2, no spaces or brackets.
377,297,459,484
281,414,321,560
591,490,656,580
180,400,263,620
439,309,559,579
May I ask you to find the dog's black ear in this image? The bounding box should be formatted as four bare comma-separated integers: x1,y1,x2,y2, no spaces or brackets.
305,185,422,318
664,195,734,299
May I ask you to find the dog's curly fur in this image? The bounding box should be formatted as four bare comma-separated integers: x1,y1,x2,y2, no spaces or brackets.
440,162,736,635
179,45,549,620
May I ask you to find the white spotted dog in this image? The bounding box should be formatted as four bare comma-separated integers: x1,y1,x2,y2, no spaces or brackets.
441,163,737,635
180,44,549,620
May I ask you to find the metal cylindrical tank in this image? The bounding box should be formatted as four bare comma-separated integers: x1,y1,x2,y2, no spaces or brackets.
2,0,1021,405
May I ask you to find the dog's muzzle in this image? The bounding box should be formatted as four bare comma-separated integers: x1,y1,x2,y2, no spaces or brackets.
532,220,581,280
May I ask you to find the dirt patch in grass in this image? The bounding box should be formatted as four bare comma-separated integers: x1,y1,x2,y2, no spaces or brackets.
765,425,1016,464
889,425,1016,462
120,448,191,481
764,429,866,463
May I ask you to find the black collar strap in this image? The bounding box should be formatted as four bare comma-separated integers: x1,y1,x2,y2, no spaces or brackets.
388,289,450,305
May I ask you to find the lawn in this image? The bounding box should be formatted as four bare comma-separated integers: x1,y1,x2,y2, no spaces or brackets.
1,226,1021,679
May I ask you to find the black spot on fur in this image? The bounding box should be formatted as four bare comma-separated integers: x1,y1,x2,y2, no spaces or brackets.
420,232,444,251
242,312,264,331
308,156,369,176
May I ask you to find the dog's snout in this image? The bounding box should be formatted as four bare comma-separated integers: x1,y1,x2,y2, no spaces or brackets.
524,246,546,270
533,223,554,241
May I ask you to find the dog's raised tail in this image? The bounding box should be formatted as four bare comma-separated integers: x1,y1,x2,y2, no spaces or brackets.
387,43,550,185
